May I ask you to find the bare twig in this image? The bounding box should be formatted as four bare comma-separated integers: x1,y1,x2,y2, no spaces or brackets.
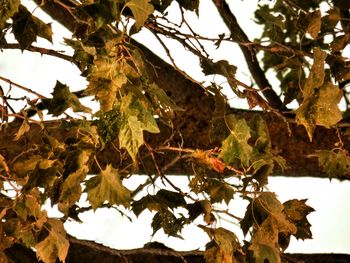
0,76,46,99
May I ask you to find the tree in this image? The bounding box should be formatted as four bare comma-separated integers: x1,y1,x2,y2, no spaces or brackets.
1,0,350,262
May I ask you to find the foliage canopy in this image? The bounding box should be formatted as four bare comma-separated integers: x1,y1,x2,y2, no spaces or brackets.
0,0,350,262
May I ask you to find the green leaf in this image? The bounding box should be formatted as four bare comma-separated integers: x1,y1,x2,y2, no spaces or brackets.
296,48,342,141
58,150,91,214
12,5,36,49
132,195,161,217
85,38,130,112
255,5,285,30
155,189,187,209
146,83,183,124
219,115,252,167
249,216,281,263
131,190,186,216
35,219,69,263
307,10,321,39
310,149,350,179
121,91,160,134
32,15,53,43
118,91,159,161
45,81,91,116
151,0,173,12
296,81,342,141
283,199,315,240
249,243,280,263
86,164,131,210
206,179,234,205
125,0,154,30
201,59,237,81
251,159,274,186
12,5,52,49
240,192,284,236
249,114,271,152
151,210,185,237
0,0,20,29
187,201,203,221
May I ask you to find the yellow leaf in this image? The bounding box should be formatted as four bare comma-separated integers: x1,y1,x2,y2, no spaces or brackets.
35,219,69,263
200,225,241,263
302,48,327,98
125,0,154,30
14,120,30,141
58,150,90,214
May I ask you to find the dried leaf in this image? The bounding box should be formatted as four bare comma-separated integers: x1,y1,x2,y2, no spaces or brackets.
307,10,321,39
0,0,20,28
14,119,30,141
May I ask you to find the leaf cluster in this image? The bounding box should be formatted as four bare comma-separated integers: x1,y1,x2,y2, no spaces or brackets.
1,0,349,262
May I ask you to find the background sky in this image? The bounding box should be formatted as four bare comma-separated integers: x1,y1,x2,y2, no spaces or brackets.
1,0,350,254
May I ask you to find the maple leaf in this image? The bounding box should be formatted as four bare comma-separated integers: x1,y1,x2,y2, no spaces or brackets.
119,91,159,161
58,150,91,214
249,216,281,263
283,199,315,240
35,219,69,263
310,149,350,179
296,82,342,141
219,115,253,167
296,48,342,141
119,115,144,161
125,0,154,30
86,164,131,210
45,81,91,116
206,179,234,205
200,225,241,263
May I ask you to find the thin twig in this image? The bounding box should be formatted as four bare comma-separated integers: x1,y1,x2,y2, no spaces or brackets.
0,43,74,63
0,76,46,99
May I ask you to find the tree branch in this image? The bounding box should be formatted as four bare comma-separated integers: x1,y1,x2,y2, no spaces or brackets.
1,109,350,179
211,0,284,110
4,236,350,263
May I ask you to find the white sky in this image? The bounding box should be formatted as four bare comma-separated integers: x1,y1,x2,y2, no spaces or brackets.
1,0,350,254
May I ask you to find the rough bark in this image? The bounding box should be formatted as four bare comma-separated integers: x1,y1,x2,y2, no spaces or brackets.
2,108,350,179
4,237,350,263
